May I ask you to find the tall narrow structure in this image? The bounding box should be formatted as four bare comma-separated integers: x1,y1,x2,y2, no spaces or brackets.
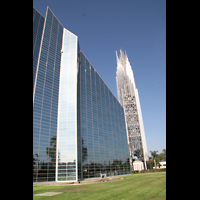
116,49,149,170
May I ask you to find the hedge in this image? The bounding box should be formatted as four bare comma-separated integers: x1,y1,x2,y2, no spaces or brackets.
131,168,166,174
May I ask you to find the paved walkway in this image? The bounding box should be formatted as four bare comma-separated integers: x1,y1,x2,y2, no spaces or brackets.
33,177,124,186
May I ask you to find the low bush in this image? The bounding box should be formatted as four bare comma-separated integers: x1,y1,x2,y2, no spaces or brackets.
132,168,166,174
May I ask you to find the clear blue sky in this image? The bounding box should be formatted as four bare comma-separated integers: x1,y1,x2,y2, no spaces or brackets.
33,0,166,156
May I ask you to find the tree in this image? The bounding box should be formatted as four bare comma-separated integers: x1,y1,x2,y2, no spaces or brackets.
148,156,154,169
161,149,166,161
46,136,57,164
150,151,158,169
82,138,87,163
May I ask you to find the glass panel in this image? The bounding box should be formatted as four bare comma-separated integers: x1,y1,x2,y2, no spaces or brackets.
56,28,78,182
77,51,130,180
33,7,63,183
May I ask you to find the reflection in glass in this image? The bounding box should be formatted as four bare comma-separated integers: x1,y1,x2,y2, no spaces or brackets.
33,7,63,182
77,51,131,180
33,6,130,183
56,28,78,182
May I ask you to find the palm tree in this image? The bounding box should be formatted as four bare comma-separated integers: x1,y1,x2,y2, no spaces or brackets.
159,149,166,162
150,151,158,169
162,149,166,161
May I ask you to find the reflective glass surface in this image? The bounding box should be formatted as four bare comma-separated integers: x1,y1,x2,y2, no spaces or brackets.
33,6,130,182
56,29,78,181
33,7,44,91
77,51,130,180
33,7,63,182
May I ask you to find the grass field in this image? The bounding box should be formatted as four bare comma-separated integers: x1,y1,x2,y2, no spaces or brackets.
33,172,166,200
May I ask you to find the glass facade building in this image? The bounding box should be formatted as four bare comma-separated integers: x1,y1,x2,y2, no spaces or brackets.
33,7,63,182
33,6,130,183
33,7,44,91
77,51,130,179
56,28,79,181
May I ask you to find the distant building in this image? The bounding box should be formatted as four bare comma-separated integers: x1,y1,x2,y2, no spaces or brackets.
159,161,166,169
33,7,130,182
133,160,144,171
116,49,149,170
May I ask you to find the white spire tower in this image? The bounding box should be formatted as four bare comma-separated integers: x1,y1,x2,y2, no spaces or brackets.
116,49,149,170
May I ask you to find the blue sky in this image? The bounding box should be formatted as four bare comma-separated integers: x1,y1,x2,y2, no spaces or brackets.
33,0,166,156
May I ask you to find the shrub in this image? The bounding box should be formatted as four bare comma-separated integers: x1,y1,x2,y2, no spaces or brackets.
131,168,166,174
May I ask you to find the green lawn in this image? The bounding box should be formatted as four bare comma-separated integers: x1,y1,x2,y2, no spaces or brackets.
33,172,166,200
